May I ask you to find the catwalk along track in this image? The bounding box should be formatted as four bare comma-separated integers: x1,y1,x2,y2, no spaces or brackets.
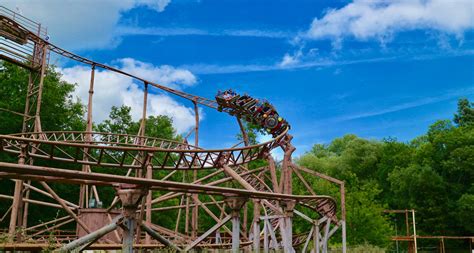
0,6,346,253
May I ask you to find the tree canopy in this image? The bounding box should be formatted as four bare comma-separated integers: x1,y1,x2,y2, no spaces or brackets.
297,97,474,248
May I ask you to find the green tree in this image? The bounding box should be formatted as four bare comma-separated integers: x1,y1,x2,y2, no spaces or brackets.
388,164,449,233
0,61,85,133
298,135,392,247
454,98,474,127
96,105,136,134
0,60,85,228
456,193,474,233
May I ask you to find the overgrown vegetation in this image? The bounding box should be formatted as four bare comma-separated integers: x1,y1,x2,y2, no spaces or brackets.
297,98,473,249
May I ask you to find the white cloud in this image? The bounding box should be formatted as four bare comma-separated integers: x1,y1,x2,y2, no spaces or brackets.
116,26,294,39
2,0,172,50
118,58,196,89
279,49,303,67
184,49,474,75
148,0,172,12
59,58,198,134
306,0,474,42
329,87,474,122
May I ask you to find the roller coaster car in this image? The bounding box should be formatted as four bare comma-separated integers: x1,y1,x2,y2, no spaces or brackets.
0,17,28,45
215,89,289,137
216,90,239,112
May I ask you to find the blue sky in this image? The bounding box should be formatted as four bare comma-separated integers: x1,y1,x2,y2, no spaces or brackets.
5,0,474,157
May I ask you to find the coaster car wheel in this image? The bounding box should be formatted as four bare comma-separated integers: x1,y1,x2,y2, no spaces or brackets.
264,115,279,129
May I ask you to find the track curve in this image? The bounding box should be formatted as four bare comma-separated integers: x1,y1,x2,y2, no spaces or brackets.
0,129,288,170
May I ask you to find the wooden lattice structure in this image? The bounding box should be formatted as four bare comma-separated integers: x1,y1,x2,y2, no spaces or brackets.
0,6,346,252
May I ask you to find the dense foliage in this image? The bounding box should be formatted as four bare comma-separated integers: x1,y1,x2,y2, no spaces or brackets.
298,98,474,247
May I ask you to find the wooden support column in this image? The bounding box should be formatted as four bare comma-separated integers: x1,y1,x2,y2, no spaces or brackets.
122,217,135,253
225,196,247,253
263,220,269,253
86,64,95,133
412,210,418,253
80,64,97,208
21,180,31,228
236,117,249,146
145,154,153,244
341,183,347,253
281,143,295,195
9,143,27,241
33,43,48,133
252,200,261,252
267,155,280,193
115,184,147,253
192,99,199,238
322,218,331,253
139,82,148,135
314,221,320,253
282,200,295,252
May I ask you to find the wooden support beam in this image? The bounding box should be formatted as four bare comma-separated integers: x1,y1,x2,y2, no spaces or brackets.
58,216,121,252
191,194,233,236
28,218,75,239
0,162,334,201
141,223,183,251
0,194,62,208
22,180,78,208
9,144,27,240
145,157,153,244
25,215,70,232
39,181,92,234
302,225,314,253
252,200,261,252
185,215,232,252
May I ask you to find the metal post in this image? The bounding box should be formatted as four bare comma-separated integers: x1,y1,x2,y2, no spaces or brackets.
232,212,240,253
283,200,295,252
412,210,417,253
323,219,331,253
58,216,121,252
115,185,147,253
145,154,153,244
9,143,27,241
252,200,261,252
192,100,199,239
225,196,247,253
341,183,347,253
342,220,347,253
33,43,48,133
315,222,320,253
123,216,135,253
263,220,269,253
21,180,31,228
141,223,183,251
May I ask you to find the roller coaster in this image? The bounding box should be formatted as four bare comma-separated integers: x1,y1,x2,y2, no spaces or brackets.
0,6,346,253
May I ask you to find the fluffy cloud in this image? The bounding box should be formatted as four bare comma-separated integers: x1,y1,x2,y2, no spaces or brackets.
118,58,196,89
2,0,172,50
59,58,198,134
279,49,303,67
306,0,474,42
